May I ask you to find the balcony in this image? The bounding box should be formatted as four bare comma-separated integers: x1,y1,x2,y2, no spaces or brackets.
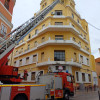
15,41,25,49
37,38,81,49
79,35,89,44
14,38,81,58
27,24,80,42
36,58,82,68
80,48,90,55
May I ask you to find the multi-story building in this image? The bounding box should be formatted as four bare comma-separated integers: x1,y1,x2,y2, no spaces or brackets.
10,0,97,87
95,58,100,87
0,0,16,41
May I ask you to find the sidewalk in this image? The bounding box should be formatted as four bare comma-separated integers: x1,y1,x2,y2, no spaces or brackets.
70,90,99,100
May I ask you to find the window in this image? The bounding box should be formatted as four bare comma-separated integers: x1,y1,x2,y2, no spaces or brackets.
42,5,44,8
88,74,91,82
41,37,45,42
72,24,75,27
41,52,44,61
26,57,29,64
4,0,10,10
31,72,36,80
78,41,81,46
54,50,65,61
19,59,22,66
42,24,45,29
84,35,86,39
55,10,62,15
87,58,89,65
21,48,23,52
56,66,66,70
14,61,16,66
55,35,63,40
28,34,31,39
76,72,79,81
82,73,85,82
35,29,39,35
55,22,63,25
86,26,88,32
45,3,47,6
67,76,72,82
34,41,38,47
80,55,83,63
61,0,64,4
72,13,74,19
33,55,37,62
74,53,77,62
73,37,76,42
1,24,7,35
28,44,30,50
77,19,79,23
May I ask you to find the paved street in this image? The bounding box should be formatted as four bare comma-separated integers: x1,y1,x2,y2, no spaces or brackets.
70,91,99,100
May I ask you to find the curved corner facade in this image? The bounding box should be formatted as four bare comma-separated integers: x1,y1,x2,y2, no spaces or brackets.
10,0,98,87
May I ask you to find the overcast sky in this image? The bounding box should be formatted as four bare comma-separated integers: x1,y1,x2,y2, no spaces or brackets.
11,0,100,59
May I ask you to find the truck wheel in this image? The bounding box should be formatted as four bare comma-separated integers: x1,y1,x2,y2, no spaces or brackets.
64,92,69,100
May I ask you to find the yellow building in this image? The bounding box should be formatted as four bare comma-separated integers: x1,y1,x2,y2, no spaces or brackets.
10,0,97,87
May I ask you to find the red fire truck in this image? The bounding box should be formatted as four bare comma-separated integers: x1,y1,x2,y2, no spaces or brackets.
0,0,74,99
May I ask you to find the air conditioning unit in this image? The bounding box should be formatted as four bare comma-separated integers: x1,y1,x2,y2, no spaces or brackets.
51,12,55,15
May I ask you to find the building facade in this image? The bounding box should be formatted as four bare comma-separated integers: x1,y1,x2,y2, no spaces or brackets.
10,0,97,87
95,58,100,87
0,0,16,42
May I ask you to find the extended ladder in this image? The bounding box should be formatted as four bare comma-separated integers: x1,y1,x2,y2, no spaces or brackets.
0,0,60,60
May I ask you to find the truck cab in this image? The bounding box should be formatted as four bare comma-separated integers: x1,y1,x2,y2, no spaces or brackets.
57,72,74,97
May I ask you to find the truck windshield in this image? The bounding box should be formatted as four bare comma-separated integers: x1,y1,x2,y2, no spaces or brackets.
67,75,72,82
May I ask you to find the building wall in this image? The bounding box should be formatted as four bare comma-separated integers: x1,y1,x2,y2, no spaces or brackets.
95,58,100,87
0,0,15,37
9,0,97,86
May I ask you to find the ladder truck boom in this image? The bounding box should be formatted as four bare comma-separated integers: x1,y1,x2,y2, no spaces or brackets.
0,0,60,84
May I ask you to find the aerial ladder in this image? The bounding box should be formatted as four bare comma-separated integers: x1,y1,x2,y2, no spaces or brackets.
0,0,60,84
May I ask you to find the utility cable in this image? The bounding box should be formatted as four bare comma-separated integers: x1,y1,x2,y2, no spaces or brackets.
88,22,100,31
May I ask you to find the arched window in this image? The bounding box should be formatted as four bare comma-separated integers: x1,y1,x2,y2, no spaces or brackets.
4,0,10,10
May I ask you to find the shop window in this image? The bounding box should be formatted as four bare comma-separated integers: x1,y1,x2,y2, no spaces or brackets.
31,72,36,80
88,74,91,82
82,73,85,82
76,72,79,81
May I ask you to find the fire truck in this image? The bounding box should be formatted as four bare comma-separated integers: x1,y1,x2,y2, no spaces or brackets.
0,0,74,99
